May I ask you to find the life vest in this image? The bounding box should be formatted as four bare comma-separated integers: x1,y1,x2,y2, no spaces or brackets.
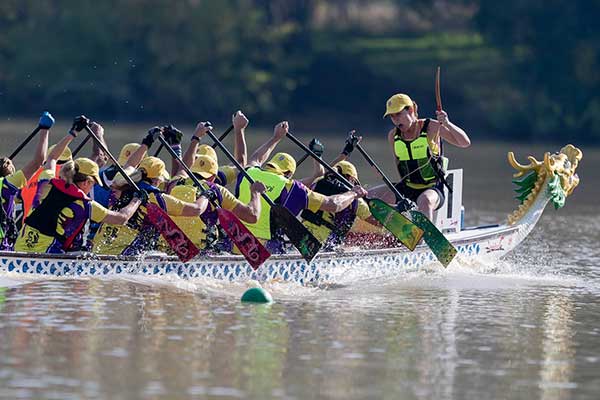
302,174,358,246
23,178,90,251
20,165,62,217
93,181,166,256
236,167,288,240
170,177,223,250
394,119,445,189
0,177,20,250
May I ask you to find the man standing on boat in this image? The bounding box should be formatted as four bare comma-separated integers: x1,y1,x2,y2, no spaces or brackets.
369,93,470,220
229,121,369,253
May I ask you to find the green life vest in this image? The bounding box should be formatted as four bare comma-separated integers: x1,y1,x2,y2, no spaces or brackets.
237,167,288,240
394,119,441,189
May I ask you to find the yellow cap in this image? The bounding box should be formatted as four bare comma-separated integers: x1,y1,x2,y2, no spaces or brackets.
139,156,170,181
265,152,296,176
118,143,141,165
48,144,72,162
334,160,359,181
196,144,218,162
383,93,414,117
191,155,218,179
75,157,101,184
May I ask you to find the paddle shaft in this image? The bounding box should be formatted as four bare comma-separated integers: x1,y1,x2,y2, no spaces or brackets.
286,133,355,190
436,66,442,111
156,135,216,206
154,125,234,157
83,126,141,192
205,130,277,208
355,143,407,201
9,127,41,160
72,135,92,157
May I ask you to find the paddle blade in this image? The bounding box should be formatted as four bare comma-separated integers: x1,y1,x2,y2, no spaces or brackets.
146,203,200,262
367,198,424,251
409,210,457,267
217,208,271,270
270,205,322,263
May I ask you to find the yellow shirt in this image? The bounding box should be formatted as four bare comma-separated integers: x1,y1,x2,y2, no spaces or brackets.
5,170,27,189
170,183,244,249
15,195,109,254
93,192,186,255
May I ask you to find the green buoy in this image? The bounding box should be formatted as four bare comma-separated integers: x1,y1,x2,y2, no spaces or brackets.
241,287,273,303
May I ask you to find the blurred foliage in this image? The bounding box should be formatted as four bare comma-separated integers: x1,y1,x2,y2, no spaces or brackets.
0,0,598,143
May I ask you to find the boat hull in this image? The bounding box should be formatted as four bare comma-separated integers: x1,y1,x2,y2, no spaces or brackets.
0,220,528,285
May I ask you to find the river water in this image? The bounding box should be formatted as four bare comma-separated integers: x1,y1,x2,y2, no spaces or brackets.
0,136,598,399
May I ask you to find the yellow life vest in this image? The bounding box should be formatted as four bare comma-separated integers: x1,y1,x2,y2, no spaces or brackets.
394,119,442,189
237,167,287,240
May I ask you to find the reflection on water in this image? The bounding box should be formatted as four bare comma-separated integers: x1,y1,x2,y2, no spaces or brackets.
0,142,599,399
1,270,599,399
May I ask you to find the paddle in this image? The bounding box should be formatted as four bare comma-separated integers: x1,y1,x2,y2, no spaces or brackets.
156,133,270,269
355,142,457,267
83,123,200,262
154,125,235,157
9,127,41,160
436,66,442,112
286,132,424,251
205,129,322,263
72,135,91,157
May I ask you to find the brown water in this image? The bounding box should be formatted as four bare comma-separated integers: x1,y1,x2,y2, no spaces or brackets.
0,120,599,399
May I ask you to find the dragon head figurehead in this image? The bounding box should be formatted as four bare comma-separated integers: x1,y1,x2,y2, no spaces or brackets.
506,144,582,225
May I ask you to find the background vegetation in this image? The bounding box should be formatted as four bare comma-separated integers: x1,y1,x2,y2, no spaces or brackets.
1,0,598,143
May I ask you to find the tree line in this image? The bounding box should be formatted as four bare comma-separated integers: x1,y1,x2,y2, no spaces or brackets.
0,0,598,143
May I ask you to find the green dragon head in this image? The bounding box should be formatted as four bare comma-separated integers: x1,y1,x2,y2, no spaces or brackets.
507,144,582,224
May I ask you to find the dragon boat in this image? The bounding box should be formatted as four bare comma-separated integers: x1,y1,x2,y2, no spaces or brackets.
0,145,582,285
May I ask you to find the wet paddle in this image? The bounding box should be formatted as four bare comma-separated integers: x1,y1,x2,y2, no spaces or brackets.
286,132,424,251
205,129,322,263
83,124,200,262
355,143,457,267
156,134,270,270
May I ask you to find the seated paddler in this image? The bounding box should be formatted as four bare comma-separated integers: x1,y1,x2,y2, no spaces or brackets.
92,156,210,256
179,112,249,188
369,93,470,220
0,112,53,250
303,159,380,249
168,153,266,252
232,121,369,253
15,157,142,254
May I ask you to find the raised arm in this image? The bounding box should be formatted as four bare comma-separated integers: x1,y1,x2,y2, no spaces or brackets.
124,127,157,168
21,112,54,179
89,122,108,168
183,121,213,168
248,121,288,167
232,111,249,167
430,110,471,148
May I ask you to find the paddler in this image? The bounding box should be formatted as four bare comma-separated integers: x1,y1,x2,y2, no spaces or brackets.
228,121,368,253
